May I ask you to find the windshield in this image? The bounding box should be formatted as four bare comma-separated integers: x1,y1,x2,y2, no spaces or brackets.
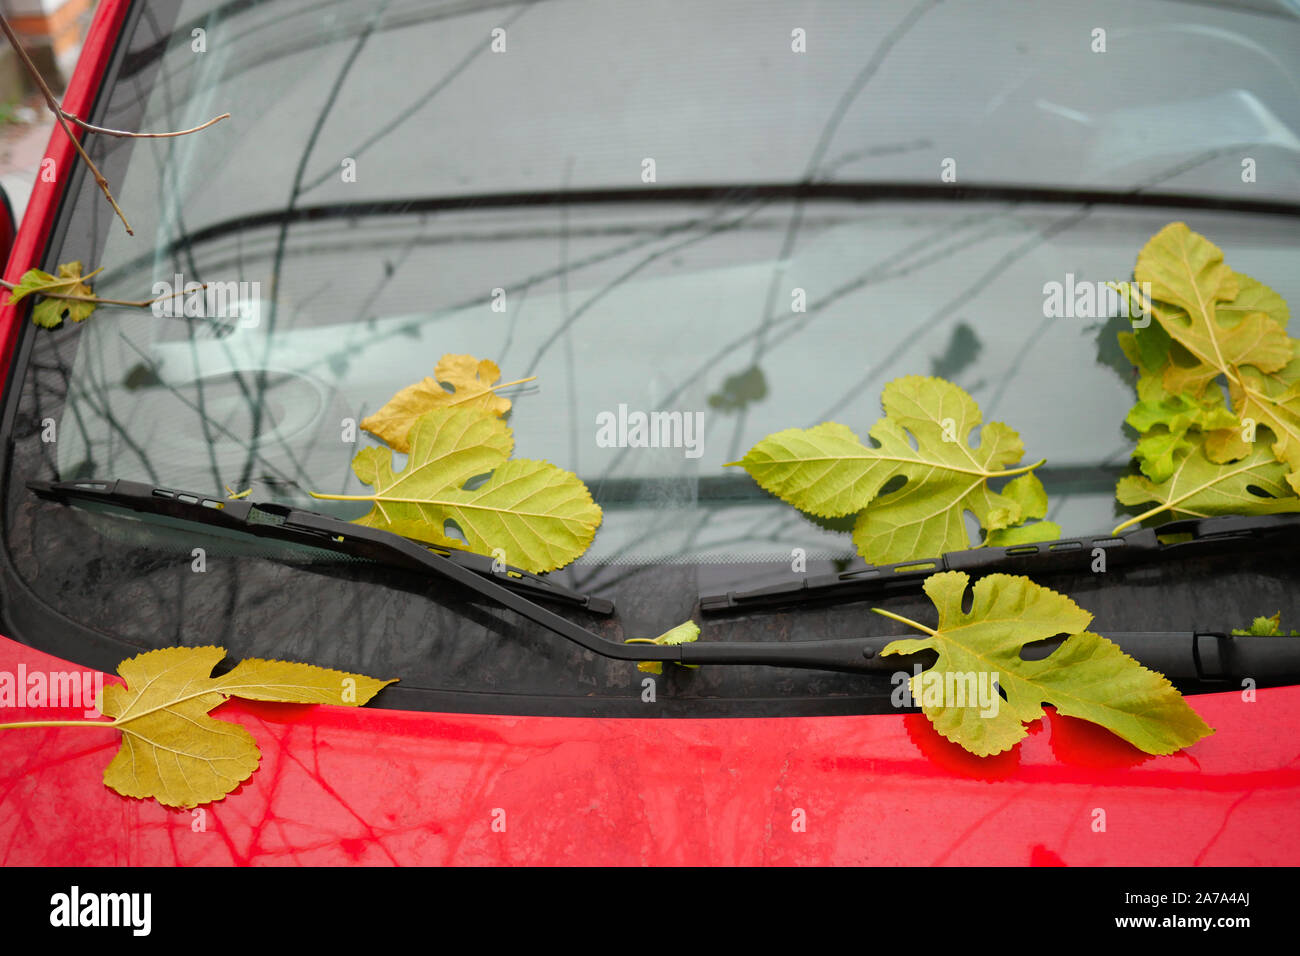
5,0,1300,714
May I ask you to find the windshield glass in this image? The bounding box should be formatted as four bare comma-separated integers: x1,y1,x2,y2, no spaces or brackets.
5,0,1300,713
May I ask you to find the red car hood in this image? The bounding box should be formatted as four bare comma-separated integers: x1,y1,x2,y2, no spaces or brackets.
1,633,1297,865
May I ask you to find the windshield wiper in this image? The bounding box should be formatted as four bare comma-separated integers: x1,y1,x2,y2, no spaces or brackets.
28,478,613,615
25,479,1300,684
700,513,1300,614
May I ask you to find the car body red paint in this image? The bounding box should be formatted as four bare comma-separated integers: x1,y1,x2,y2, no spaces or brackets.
0,0,1297,867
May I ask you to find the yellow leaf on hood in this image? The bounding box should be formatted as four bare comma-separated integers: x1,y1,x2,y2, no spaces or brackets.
98,646,396,808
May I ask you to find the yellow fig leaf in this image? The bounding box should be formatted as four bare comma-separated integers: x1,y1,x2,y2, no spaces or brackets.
1124,224,1300,491
321,405,602,573
1125,373,1243,481
876,572,1214,757
360,354,533,452
1231,612,1300,636
1113,439,1300,534
96,646,395,808
6,261,102,327
729,376,1046,564
625,620,700,674
1134,223,1292,397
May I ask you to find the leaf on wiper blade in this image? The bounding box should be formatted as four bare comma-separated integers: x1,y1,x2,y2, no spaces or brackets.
313,406,602,574
1123,222,1300,494
1232,612,1299,636
1114,442,1300,534
727,375,1051,564
625,620,700,674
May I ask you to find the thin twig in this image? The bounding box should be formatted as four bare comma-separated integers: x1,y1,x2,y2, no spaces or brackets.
60,109,231,139
0,13,231,237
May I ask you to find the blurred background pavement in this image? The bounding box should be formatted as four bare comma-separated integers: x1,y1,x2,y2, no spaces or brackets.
0,0,93,221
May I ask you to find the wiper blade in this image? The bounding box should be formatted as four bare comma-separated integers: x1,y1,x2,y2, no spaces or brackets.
700,513,1300,614
676,629,1300,684
28,478,613,615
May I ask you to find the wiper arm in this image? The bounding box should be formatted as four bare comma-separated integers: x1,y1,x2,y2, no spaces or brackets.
28,478,613,615
26,480,1300,683
700,513,1300,614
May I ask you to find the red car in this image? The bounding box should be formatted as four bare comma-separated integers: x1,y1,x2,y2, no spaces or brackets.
1,0,1298,872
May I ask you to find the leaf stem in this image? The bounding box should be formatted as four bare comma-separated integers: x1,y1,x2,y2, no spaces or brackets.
871,607,938,636
998,458,1047,479
444,376,538,406
485,376,537,392
0,718,116,730
727,455,1047,479
1108,280,1154,321
1111,504,1166,536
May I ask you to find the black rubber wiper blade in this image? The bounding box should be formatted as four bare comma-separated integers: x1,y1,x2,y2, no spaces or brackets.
678,629,1300,684
28,478,613,615
699,513,1300,614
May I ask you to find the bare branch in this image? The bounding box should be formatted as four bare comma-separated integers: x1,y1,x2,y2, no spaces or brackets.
0,13,231,237
60,109,231,139
0,14,133,234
